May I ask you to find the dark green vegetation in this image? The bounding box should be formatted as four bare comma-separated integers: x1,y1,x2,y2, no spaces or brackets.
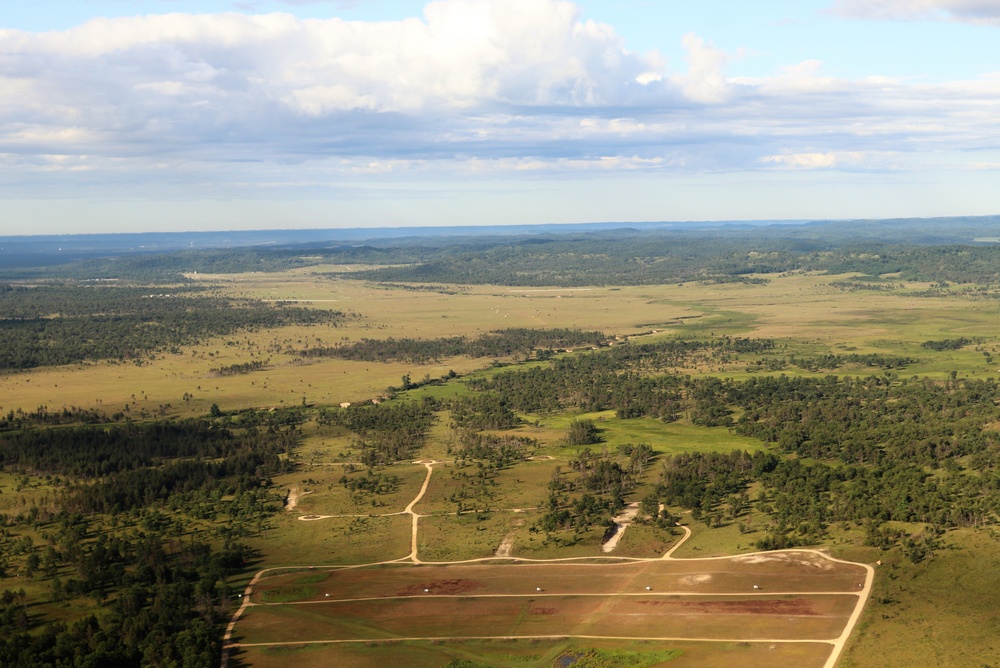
0,417,290,665
0,284,342,369
439,647,684,668
549,648,684,667
455,342,1000,547
300,328,607,364
318,401,437,466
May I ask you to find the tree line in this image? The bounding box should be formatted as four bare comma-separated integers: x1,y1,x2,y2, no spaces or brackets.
298,328,608,364
0,284,342,369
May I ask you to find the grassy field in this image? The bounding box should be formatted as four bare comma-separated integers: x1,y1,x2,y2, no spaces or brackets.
7,271,1000,419
273,463,430,517
839,529,1000,668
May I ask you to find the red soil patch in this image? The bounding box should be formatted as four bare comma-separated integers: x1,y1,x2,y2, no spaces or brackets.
638,599,819,615
397,579,484,596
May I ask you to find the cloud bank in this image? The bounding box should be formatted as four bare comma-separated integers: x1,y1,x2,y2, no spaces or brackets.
1,0,999,205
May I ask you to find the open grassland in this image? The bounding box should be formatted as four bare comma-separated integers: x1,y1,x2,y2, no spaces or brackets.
416,459,554,515
537,414,765,459
272,463,430,518
671,516,769,559
247,513,413,567
416,512,524,562
7,271,1000,420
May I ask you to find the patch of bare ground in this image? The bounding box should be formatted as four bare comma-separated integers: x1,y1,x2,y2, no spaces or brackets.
637,599,820,615
284,485,312,512
601,502,640,553
396,579,484,596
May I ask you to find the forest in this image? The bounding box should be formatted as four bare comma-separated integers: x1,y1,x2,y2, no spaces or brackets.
455,340,1000,547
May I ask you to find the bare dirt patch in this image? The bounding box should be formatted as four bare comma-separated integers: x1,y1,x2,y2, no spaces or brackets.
637,599,819,616
601,502,640,553
285,485,312,512
396,579,484,596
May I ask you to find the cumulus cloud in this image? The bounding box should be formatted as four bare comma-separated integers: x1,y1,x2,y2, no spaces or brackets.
0,0,684,172
830,0,1000,23
1,0,1000,202
674,33,732,103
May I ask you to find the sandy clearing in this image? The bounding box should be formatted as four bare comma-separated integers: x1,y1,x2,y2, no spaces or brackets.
601,502,641,553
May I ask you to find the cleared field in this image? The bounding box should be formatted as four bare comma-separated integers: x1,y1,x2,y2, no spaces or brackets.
234,636,835,668
235,593,856,644
274,462,431,518
251,553,866,603
248,513,414,567
415,512,526,562
230,551,867,668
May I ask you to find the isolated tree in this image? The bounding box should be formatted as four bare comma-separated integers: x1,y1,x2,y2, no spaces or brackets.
566,418,599,446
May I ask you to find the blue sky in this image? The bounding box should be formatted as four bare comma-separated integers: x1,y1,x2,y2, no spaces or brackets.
2,0,1000,234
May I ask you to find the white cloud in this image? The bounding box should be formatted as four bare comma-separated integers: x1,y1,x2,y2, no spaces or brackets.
831,0,1000,23
673,33,732,103
761,151,879,169
1,0,1000,204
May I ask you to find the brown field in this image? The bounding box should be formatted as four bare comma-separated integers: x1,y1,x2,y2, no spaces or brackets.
235,593,855,645
230,551,866,668
252,553,866,603
233,637,835,668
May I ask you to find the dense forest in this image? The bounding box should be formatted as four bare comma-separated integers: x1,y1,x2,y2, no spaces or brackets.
317,400,437,466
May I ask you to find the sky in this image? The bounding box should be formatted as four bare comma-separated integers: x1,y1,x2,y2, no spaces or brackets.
2,0,1000,234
